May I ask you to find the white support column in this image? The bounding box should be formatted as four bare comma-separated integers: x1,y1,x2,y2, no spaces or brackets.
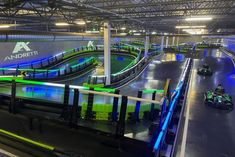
144,35,150,57
176,36,179,46
104,22,111,85
172,36,175,46
165,36,169,48
160,36,164,51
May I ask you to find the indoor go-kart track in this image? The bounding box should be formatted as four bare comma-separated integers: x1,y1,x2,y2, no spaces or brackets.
175,49,235,157
0,53,185,157
37,53,135,85
0,49,234,157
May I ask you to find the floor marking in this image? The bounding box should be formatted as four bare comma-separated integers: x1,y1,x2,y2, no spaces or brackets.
179,61,195,157
221,49,235,68
0,148,18,157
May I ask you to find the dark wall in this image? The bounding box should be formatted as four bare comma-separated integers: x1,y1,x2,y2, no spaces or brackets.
151,36,203,45
0,40,102,67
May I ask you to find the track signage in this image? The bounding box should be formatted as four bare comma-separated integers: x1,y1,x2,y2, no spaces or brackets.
4,42,39,61
87,41,94,47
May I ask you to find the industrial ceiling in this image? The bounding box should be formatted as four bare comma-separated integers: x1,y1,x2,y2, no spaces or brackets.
0,0,235,35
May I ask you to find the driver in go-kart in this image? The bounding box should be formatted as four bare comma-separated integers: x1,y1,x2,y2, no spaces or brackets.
214,84,225,95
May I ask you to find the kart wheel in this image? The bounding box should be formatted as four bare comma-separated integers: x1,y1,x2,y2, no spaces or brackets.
226,103,233,111
206,101,213,106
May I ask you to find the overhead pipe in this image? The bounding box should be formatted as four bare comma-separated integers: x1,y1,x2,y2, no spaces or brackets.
0,30,103,42
1,30,232,42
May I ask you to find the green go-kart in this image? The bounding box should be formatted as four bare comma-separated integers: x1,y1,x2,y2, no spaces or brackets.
204,91,233,111
197,64,213,76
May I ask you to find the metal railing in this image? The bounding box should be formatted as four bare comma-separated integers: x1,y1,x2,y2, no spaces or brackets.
26,57,97,79
88,56,147,86
152,58,192,156
0,77,166,138
3,45,98,69
2,45,142,81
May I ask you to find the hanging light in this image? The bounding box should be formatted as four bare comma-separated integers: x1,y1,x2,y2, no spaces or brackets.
176,25,206,29
55,22,69,26
0,25,11,28
75,19,86,25
185,17,212,21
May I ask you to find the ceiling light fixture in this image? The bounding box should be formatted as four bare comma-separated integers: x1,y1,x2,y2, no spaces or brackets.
133,33,141,35
182,29,205,35
176,25,206,29
185,17,212,21
75,19,86,25
55,22,69,26
76,21,86,25
121,27,126,30
85,30,100,34
130,30,137,33
0,25,10,28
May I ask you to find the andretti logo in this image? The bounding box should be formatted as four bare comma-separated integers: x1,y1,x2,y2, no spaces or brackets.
4,42,39,61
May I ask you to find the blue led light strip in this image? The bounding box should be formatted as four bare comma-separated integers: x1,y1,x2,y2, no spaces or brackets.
153,59,190,151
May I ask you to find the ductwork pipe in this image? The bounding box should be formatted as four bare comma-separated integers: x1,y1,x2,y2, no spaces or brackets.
0,30,103,42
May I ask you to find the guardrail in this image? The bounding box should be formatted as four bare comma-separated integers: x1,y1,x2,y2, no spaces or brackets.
26,57,97,80
88,49,160,87
0,76,168,140
4,44,141,70
153,58,192,156
4,45,98,69
0,57,97,79
87,56,148,86
0,58,190,156
1,45,142,81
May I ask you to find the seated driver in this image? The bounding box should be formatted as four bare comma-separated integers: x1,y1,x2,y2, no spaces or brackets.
214,84,225,95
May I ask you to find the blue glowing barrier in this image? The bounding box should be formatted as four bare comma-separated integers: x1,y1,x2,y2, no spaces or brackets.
153,59,191,153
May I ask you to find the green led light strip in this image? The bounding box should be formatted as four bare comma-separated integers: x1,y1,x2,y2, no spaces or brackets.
0,57,94,73
94,87,115,93
0,77,115,93
0,129,54,151
142,89,164,94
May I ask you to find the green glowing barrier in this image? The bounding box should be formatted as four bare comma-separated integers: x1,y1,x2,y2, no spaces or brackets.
63,50,95,59
0,129,54,151
180,49,188,53
64,48,75,53
0,75,23,80
80,103,161,120
142,89,164,94
0,57,95,74
0,77,115,93
93,87,115,93
0,77,50,86
83,83,104,88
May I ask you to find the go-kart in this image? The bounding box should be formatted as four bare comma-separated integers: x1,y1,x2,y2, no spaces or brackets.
204,91,233,110
197,64,213,76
